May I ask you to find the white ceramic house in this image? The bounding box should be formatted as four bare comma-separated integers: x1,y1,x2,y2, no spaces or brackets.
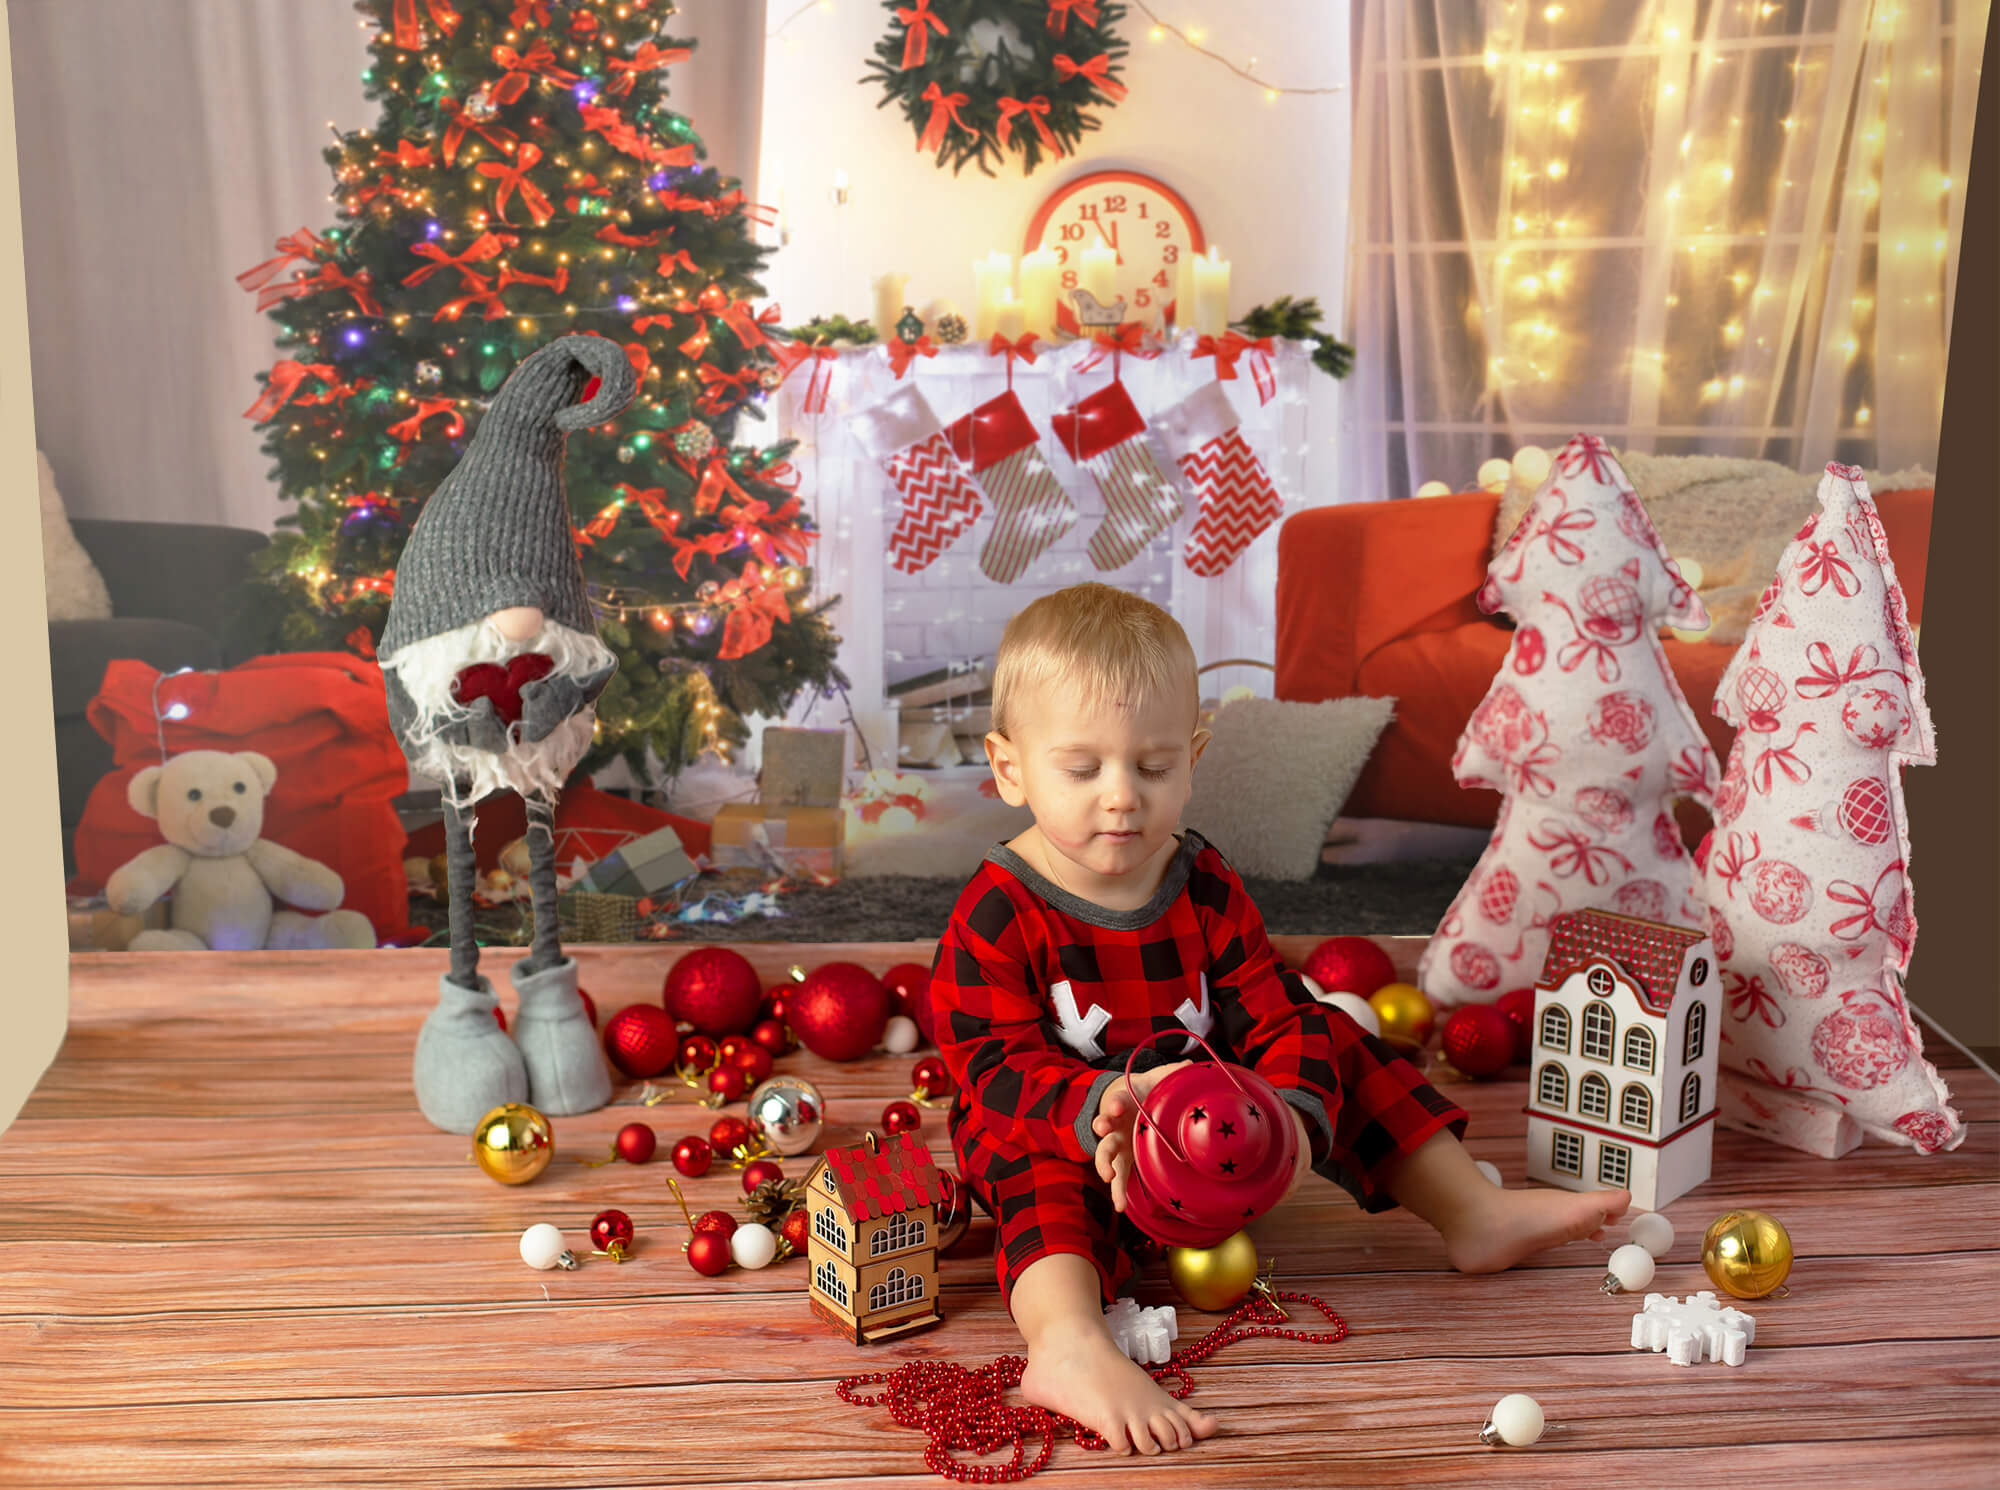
1525,908,1721,1211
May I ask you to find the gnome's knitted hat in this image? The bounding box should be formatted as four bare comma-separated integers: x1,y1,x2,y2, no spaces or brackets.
379,333,638,659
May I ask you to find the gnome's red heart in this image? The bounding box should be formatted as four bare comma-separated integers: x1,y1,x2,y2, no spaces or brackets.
451,652,555,725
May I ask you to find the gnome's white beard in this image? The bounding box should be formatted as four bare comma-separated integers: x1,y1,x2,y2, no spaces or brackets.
383,617,615,810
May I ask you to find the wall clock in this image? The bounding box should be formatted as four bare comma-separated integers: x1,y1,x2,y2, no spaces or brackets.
1023,170,1205,325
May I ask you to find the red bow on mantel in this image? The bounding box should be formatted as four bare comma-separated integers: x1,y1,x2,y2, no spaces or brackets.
918,83,975,154
1046,0,1100,33
719,564,794,661
769,340,838,413
988,331,1038,388
1077,321,1160,375
996,96,1061,155
1193,331,1277,404
897,0,948,69
887,335,939,379
1052,52,1127,100
393,0,460,50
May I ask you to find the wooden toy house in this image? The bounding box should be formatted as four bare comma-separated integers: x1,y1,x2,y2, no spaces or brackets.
803,1130,944,1344
1525,909,1721,1212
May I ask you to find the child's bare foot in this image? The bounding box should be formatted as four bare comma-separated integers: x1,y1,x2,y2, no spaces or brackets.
1442,1184,1631,1273
1019,1318,1217,1455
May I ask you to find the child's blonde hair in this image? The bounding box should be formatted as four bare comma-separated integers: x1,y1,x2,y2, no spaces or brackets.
989,583,1199,739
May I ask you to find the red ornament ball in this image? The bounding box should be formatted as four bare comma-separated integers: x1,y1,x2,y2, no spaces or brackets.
678,1034,719,1075
1494,988,1537,1062
779,1206,810,1257
1301,937,1397,999
707,1064,748,1103
708,1115,752,1155
614,1122,658,1165
733,1044,775,1085
575,986,598,1028
751,1017,791,1056
882,1099,922,1135
741,1158,785,1194
881,959,934,1034
1441,1003,1518,1079
911,1056,954,1102
672,1135,713,1178
590,1208,634,1255
686,1231,732,1276
718,1033,754,1064
693,1208,738,1238
603,1004,679,1078
664,947,764,1037
790,961,891,1061
762,986,793,1024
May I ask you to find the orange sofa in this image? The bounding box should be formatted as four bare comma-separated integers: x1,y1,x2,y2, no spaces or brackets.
1274,488,1934,830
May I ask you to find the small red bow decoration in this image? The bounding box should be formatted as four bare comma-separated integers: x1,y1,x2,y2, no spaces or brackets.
597,222,663,249
918,83,975,154
402,232,511,289
434,280,506,322
235,228,332,310
717,300,779,350
1052,52,1127,99
1798,538,1861,598
718,564,794,660
495,262,567,295
887,335,939,379
606,41,692,95
989,331,1038,387
392,0,460,50
508,0,550,26
490,39,580,106
1193,331,1276,403
294,262,382,318
1555,433,1617,483
387,397,467,444
478,142,553,225
1046,0,1100,33
897,0,948,69
695,363,760,416
451,653,554,727
1527,821,1633,885
439,98,518,166
242,360,338,423
996,95,1061,154
657,248,700,279
1076,322,1159,375
374,140,434,170
770,340,838,412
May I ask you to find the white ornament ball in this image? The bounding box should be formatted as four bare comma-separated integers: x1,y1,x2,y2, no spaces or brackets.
1322,991,1382,1038
1414,479,1453,499
882,1015,921,1055
1477,457,1513,493
1629,1212,1676,1258
519,1223,574,1271
730,1222,779,1270
1606,1242,1657,1292
1510,444,1552,489
1487,1393,1545,1447
1474,1160,1504,1187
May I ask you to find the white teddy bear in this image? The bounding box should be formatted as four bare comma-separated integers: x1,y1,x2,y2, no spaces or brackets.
104,750,376,951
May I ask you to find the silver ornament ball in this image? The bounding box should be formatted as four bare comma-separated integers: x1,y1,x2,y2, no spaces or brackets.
747,1074,824,1156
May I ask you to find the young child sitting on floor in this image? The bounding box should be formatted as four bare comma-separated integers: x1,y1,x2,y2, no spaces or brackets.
925,583,1630,1458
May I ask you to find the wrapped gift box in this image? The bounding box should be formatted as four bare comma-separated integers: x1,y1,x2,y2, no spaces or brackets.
575,826,697,899
711,803,843,878
759,727,847,808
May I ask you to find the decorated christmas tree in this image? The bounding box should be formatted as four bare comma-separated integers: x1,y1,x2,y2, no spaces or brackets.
229,0,843,783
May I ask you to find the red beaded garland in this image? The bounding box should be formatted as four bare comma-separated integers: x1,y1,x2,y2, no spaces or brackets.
672,1135,713,1178
834,1290,1346,1482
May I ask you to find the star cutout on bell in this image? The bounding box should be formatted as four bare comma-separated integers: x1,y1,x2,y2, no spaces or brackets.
1219,1158,1237,1174
1189,1106,1206,1123
1217,1119,1237,1138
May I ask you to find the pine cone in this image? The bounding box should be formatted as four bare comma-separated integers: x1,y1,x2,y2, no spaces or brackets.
744,1176,809,1227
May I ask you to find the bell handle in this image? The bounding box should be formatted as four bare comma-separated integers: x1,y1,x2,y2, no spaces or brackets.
1118,1028,1243,1166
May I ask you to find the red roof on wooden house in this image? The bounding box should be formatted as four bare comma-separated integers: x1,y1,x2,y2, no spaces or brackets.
820,1131,943,1221
1537,908,1707,1015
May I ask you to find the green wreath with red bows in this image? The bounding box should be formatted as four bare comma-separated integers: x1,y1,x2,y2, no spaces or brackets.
862,0,1130,177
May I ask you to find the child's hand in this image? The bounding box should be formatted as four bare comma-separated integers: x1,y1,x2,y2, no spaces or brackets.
1091,1061,1191,1211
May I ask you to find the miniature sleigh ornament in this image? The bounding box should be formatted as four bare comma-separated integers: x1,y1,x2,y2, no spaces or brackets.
1698,463,1961,1155
1420,434,1719,1007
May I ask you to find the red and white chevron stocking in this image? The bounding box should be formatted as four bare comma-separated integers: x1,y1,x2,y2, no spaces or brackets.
946,390,1076,583
1157,381,1283,577
850,384,985,573
1052,379,1186,572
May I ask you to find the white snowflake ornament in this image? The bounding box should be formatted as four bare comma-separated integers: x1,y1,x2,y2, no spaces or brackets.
1630,1291,1755,1367
1104,1298,1180,1365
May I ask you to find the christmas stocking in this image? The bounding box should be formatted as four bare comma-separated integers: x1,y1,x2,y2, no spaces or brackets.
946,390,1077,583
1052,380,1185,572
1156,381,1283,577
851,384,984,573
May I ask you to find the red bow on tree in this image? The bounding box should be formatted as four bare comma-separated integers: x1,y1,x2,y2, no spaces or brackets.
996,95,1060,154
490,39,581,106
695,363,760,415
719,565,794,660
1052,52,1127,99
242,361,338,423
597,222,662,249
478,142,554,225
435,279,507,321
1046,0,1100,33
508,1,550,26
402,232,511,288
717,300,779,350
374,140,434,170
439,98,518,165
1192,331,1276,403
293,262,382,318
606,42,692,96
918,83,975,154
496,262,567,295
393,0,460,50
236,228,333,310
387,397,467,444
897,0,948,69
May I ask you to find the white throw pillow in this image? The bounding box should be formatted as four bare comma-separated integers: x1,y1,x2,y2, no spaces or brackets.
38,449,112,622
1184,696,1397,880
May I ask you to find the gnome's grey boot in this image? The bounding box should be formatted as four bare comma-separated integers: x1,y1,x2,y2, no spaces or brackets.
413,974,529,1134
511,957,613,1116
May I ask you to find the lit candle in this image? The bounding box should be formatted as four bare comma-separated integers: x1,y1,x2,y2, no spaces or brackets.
1018,248,1060,340
1191,245,1230,336
971,251,1012,340
872,271,910,341
1079,243,1118,308
994,287,1025,341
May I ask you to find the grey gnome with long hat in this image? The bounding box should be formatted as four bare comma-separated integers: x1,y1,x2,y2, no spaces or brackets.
381,332,635,1134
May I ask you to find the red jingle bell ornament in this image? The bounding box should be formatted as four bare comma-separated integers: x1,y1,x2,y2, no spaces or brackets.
1440,1003,1518,1079
663,947,763,1037
741,1158,784,1194
603,1004,679,1078
1301,936,1396,1000
789,961,891,1062
672,1135,713,1178
1494,988,1537,1063
882,1099,922,1135
590,1208,635,1261
1120,1033,1300,1250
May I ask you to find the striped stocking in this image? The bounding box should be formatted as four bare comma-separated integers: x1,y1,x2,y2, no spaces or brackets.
946,390,1076,583
1156,381,1283,577
850,384,984,573
1052,379,1185,573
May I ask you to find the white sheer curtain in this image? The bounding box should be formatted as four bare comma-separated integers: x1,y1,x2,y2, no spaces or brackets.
11,0,765,530
1344,0,1988,501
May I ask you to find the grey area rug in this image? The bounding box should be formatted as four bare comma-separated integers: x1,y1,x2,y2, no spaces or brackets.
412,858,1478,948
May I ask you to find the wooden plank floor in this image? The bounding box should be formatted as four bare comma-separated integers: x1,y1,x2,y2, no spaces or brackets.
3,941,1996,1489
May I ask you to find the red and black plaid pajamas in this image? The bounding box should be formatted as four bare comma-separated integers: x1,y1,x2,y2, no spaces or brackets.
926,830,1468,1313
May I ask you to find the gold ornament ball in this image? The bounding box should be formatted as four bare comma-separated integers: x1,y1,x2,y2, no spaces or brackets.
1368,982,1436,1049
1166,1229,1261,1312
1701,1208,1793,1298
471,1103,555,1186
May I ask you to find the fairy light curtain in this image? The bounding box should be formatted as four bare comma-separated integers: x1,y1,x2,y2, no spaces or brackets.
1344,0,1989,500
